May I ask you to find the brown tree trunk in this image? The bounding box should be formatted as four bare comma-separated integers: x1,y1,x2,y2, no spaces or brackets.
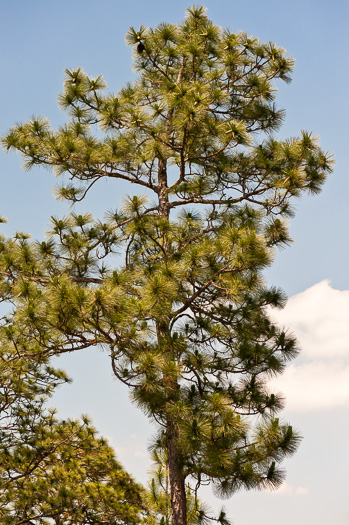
157,153,187,524
157,157,169,219
167,418,187,525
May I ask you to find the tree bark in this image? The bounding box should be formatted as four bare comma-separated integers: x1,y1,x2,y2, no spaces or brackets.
157,155,187,524
157,158,169,218
167,418,187,525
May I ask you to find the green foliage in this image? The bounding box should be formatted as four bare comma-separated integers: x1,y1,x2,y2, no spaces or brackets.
1,5,333,524
0,335,150,524
148,445,226,525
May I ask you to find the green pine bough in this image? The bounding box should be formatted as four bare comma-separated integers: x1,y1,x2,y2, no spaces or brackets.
0,337,150,525
1,5,333,525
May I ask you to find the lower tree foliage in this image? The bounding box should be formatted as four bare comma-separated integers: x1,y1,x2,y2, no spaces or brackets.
1,5,333,524
0,335,150,525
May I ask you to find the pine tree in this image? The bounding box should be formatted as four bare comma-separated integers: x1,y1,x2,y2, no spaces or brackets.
1,5,333,524
0,331,151,524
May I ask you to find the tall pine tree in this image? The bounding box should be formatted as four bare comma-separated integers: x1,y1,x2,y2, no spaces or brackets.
1,6,332,524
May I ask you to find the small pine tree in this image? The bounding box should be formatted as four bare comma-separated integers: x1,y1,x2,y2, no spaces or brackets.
0,334,150,524
1,5,333,524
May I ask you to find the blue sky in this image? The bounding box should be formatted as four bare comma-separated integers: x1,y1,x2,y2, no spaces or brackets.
1,1,349,524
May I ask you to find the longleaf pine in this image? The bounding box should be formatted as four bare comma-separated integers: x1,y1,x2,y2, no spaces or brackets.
0,334,150,524
1,6,332,525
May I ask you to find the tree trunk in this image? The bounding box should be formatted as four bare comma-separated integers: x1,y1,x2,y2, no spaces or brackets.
157,158,169,219
157,155,187,524
167,419,187,525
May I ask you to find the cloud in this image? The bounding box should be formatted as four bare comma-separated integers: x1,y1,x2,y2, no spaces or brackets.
273,483,309,496
295,486,310,495
111,440,148,459
269,280,349,360
268,280,349,412
134,449,148,458
270,361,349,411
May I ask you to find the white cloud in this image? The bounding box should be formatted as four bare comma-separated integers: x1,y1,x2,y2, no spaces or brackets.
270,361,349,411
275,482,293,495
269,280,349,360
134,449,148,458
272,482,309,496
268,280,349,412
295,486,309,495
